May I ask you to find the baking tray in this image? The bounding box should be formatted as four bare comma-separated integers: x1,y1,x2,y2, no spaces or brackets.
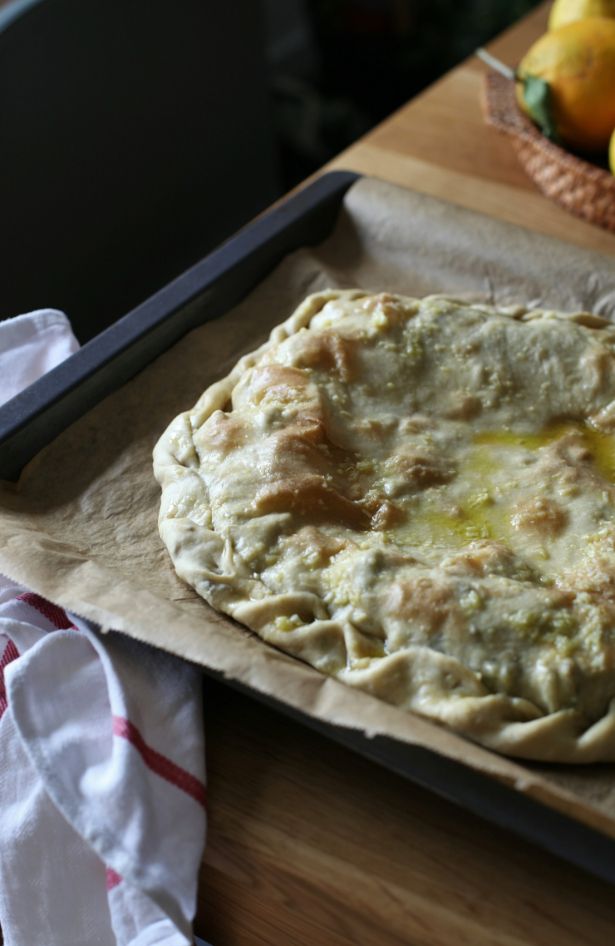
2,170,615,884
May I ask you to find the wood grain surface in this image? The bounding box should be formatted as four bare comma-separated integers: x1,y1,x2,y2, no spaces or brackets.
196,4,615,944
199,682,615,946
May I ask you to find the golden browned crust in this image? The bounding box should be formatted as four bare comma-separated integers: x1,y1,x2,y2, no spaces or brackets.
154,290,615,761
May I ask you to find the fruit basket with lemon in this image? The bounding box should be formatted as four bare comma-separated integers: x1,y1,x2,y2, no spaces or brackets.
481,0,615,232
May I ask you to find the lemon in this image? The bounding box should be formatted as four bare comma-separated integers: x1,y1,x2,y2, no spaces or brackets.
549,0,615,30
609,127,615,172
518,18,615,152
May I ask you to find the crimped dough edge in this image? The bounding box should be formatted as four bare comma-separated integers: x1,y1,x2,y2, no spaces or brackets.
153,290,615,763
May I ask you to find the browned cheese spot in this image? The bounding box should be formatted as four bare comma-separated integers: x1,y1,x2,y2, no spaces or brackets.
369,499,404,530
385,577,459,635
287,526,348,566
197,411,246,457
385,449,454,492
269,416,334,477
366,293,414,326
511,496,568,537
253,474,370,529
291,330,358,382
246,364,313,405
443,540,529,579
252,413,370,528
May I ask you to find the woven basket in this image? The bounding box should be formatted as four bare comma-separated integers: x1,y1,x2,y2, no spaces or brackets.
482,71,615,233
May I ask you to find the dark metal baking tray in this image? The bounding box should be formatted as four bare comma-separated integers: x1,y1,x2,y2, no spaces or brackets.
1,170,615,884
0,171,360,481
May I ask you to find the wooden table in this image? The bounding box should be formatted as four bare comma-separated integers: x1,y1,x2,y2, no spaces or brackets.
196,5,615,945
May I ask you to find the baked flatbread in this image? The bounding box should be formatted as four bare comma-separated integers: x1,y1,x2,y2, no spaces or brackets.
154,291,615,761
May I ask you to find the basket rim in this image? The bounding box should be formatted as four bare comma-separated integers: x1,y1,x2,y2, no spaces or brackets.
482,71,615,191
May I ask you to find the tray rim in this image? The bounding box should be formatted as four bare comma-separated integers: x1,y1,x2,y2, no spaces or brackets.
0,169,360,480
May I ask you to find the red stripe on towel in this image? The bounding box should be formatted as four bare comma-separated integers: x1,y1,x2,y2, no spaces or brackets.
0,639,20,717
112,716,207,808
105,867,122,891
16,592,75,630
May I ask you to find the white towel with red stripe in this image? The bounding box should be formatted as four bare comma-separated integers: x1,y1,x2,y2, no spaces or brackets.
0,311,206,946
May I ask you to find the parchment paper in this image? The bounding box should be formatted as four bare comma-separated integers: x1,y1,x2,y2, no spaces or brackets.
2,177,615,837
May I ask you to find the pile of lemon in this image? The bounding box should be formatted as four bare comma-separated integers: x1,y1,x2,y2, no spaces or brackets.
517,0,615,172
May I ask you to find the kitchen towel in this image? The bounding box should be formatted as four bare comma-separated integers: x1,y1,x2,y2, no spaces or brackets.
0,310,206,946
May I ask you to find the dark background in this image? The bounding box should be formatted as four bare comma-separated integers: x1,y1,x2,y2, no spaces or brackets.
265,0,542,188
0,0,543,333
